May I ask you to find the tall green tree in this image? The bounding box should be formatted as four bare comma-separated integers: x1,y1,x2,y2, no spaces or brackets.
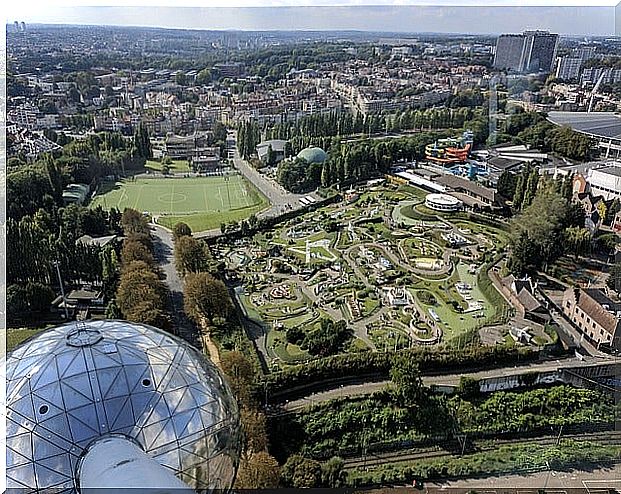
184,272,233,324
173,222,192,240
520,167,540,211
389,355,426,407
174,236,211,275
133,124,152,160
497,170,518,200
116,265,168,325
565,226,592,259
44,155,64,201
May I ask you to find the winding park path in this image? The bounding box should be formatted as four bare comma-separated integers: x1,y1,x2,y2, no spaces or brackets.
269,272,378,350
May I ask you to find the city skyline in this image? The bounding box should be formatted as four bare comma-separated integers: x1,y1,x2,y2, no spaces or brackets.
5,5,618,36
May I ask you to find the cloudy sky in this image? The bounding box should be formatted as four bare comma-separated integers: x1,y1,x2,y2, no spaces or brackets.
4,1,619,36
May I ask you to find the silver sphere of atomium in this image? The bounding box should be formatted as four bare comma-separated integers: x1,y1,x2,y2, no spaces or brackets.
5,320,241,493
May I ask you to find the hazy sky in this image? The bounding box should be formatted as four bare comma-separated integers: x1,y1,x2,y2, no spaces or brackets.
4,2,619,36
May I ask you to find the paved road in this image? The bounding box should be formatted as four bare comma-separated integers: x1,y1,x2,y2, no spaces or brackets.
228,132,317,218
281,356,598,410
151,224,202,349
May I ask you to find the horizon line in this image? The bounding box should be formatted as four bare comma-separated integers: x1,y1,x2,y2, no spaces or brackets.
8,22,619,38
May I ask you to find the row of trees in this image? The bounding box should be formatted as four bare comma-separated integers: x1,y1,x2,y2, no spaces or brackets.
171,223,233,326
274,128,466,193
113,209,170,329
497,162,574,211
317,131,452,190
265,107,477,142
170,226,281,489
7,210,111,286
222,351,281,489
237,120,261,160
132,123,153,160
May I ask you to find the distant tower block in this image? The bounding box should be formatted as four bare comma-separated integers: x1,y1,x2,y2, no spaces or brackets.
6,320,241,492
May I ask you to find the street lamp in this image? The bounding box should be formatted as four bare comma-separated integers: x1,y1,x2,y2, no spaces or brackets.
53,260,70,320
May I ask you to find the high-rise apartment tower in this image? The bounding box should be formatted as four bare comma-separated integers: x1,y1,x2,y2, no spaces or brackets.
494,30,558,73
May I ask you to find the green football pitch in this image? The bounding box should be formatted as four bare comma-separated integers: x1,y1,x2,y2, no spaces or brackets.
91,175,269,232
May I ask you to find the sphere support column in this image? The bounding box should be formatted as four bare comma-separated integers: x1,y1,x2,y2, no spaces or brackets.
79,436,195,494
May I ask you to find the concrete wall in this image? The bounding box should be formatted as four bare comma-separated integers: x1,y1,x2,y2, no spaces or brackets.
478,369,561,393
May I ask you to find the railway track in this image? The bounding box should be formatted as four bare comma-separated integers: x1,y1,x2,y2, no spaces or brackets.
342,429,621,469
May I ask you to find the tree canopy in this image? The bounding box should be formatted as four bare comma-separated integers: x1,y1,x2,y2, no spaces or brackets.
508,183,586,275
184,271,233,324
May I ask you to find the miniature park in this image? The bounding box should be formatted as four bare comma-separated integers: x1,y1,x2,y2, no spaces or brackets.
213,180,553,369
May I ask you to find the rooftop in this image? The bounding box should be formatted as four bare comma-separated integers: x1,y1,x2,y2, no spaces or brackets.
297,146,327,164
435,174,497,203
256,139,286,153
76,234,118,247
592,166,621,178
573,288,621,335
487,156,523,171
547,111,621,140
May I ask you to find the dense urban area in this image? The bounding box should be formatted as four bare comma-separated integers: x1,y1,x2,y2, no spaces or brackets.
6,22,621,491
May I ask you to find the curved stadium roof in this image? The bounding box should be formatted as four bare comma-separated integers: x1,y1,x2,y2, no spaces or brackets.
547,111,621,140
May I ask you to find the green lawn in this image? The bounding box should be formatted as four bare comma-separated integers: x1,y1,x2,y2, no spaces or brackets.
91,175,269,232
267,326,311,363
145,159,191,174
7,327,44,351
412,262,497,340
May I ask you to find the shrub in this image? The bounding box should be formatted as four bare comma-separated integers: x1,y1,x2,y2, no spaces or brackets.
264,345,541,397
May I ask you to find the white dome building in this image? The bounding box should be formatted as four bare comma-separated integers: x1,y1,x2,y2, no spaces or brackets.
6,320,241,493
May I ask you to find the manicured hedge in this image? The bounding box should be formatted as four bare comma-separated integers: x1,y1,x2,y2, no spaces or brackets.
264,345,540,397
